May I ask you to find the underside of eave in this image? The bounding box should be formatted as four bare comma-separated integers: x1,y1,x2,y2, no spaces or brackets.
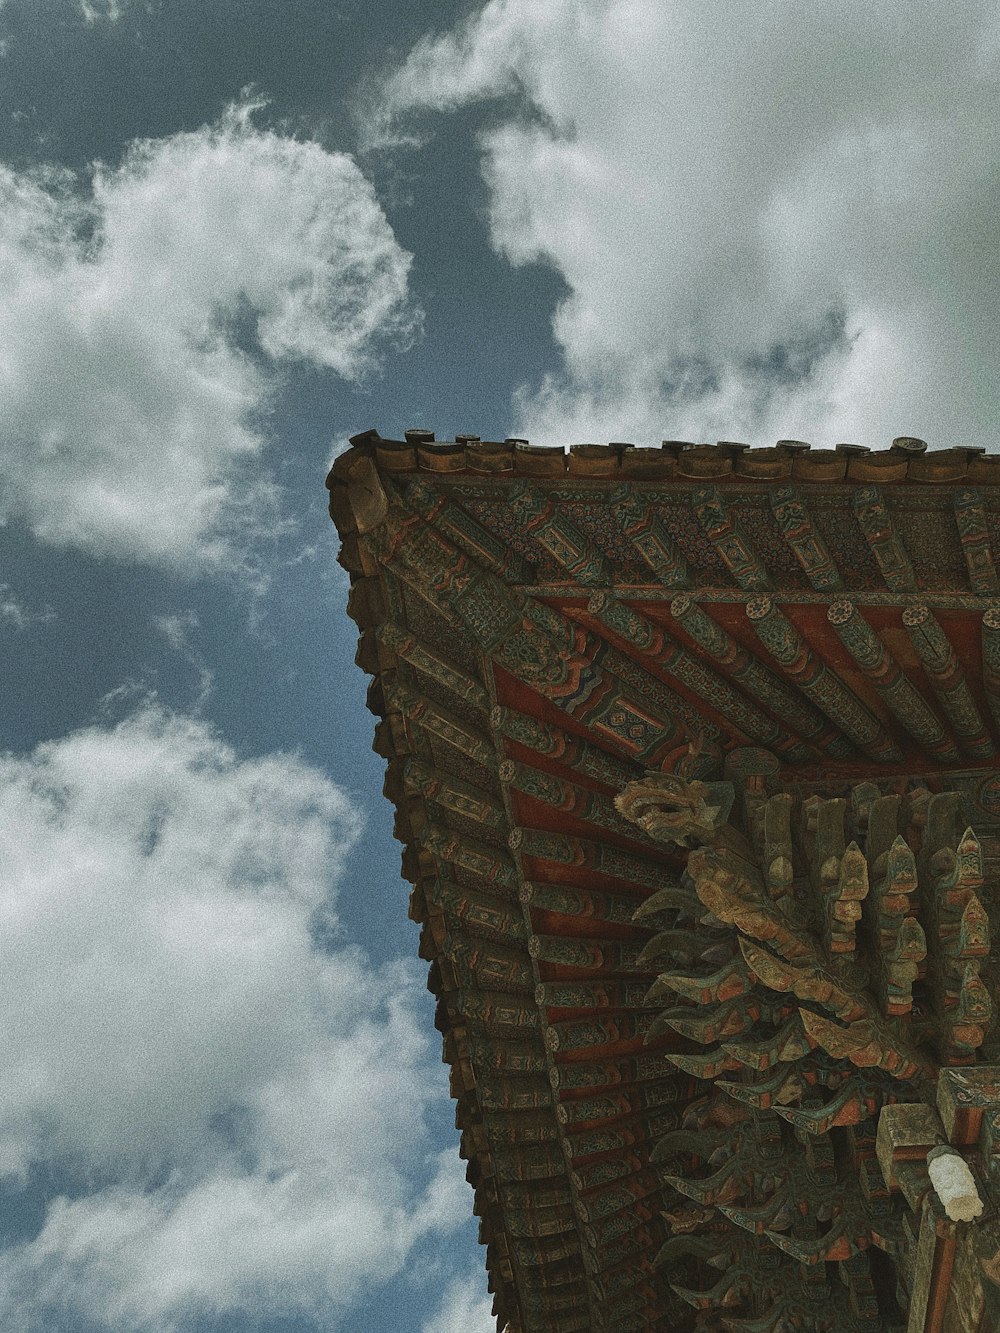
338,583,700,1330
328,434,1000,1333
331,454,704,1331
338,556,526,1333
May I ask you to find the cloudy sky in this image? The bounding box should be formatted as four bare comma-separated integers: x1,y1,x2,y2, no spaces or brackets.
1,2,999,1330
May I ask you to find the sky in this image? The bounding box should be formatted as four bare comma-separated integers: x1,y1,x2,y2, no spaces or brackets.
1,2,999,1330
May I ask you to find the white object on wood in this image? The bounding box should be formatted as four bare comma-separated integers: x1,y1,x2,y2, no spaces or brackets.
927,1148,984,1222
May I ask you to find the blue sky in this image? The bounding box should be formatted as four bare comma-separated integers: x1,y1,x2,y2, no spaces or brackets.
1,2,999,1330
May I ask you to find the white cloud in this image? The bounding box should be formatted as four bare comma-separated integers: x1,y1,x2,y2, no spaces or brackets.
0,102,415,570
378,0,1000,449
0,705,468,1329
153,611,214,707
79,0,127,20
421,1273,496,1333
0,582,53,630
0,587,24,629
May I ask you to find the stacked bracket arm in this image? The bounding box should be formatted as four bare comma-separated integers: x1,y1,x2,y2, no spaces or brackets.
615,770,996,1330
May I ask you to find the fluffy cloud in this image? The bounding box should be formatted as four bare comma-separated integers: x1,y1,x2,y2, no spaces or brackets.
0,102,415,569
422,1274,496,1333
378,0,1000,449
0,706,467,1329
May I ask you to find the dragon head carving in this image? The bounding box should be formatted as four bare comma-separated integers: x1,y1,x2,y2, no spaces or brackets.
614,773,732,848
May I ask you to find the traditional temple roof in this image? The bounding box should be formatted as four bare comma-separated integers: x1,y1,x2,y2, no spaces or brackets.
342,429,1000,485
329,432,1000,1332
